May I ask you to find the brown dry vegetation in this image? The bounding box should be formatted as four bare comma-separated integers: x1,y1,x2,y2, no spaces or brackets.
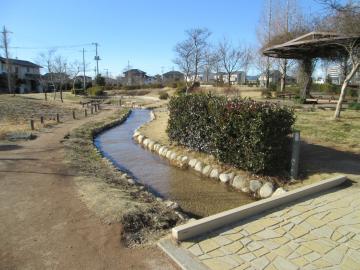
63,108,181,246
0,94,84,140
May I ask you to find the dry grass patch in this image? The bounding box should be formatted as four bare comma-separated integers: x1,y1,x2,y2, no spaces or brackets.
0,94,84,140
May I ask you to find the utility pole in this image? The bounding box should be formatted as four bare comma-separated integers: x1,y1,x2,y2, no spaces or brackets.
104,68,109,85
92,42,100,76
1,26,13,95
82,48,86,90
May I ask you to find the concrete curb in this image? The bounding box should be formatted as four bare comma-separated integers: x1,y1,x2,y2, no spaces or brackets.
158,239,209,270
172,175,347,241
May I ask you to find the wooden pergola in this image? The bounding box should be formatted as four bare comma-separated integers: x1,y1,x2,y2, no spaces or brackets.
263,32,357,60
263,31,360,118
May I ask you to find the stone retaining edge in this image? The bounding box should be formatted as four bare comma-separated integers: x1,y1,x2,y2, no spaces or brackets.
132,109,280,199
172,175,347,241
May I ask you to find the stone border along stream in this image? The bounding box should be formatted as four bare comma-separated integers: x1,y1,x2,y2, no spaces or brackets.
132,110,286,200
92,108,188,221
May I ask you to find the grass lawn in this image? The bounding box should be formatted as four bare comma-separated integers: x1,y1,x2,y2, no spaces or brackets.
295,109,360,154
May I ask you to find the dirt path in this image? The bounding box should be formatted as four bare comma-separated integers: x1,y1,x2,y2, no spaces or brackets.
0,109,177,270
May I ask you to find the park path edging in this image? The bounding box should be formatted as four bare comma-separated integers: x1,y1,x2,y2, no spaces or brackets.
158,239,209,270
172,175,347,241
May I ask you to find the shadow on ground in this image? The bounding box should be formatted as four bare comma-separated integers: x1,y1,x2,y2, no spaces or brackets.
0,144,23,151
300,141,360,177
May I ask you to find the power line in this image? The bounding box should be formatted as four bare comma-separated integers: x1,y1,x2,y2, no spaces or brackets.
6,43,93,50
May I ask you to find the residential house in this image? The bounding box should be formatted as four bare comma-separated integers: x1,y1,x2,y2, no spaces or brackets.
0,57,42,93
162,71,184,83
123,69,147,86
214,71,246,85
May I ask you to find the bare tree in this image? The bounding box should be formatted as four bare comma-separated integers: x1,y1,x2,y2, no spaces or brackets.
37,50,56,101
316,0,360,118
68,61,82,91
257,0,274,88
1,26,14,95
186,28,211,82
217,38,245,86
203,47,219,83
317,0,360,14
242,46,253,84
174,28,211,92
52,55,68,103
174,39,194,92
334,40,360,118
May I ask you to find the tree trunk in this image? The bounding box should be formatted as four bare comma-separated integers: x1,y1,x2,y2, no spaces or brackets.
60,83,64,103
60,89,63,103
228,73,231,86
265,57,270,89
334,62,360,119
280,59,287,92
300,58,313,100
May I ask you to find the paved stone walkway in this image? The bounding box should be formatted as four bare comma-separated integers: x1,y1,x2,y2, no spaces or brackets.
181,181,360,270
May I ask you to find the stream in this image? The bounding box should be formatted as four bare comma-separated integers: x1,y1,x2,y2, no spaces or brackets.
94,109,253,218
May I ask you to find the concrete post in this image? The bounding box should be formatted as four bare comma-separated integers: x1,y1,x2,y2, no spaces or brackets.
290,131,300,179
84,109,87,117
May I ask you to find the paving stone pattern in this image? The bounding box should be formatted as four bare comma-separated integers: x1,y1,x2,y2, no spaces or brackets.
181,183,360,270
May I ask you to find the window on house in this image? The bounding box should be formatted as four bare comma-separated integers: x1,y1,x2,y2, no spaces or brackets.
27,67,30,72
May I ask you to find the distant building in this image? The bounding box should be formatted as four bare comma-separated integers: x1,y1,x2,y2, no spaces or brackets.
326,64,360,85
213,71,246,85
186,71,246,85
0,57,42,93
314,77,325,84
259,70,281,87
162,71,184,83
246,75,259,84
259,70,295,87
74,75,92,83
123,69,147,86
327,65,343,85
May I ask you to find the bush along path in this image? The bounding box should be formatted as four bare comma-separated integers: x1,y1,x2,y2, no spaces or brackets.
63,108,184,247
133,110,287,200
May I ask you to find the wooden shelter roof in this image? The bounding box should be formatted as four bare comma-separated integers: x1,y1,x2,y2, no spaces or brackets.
263,31,360,59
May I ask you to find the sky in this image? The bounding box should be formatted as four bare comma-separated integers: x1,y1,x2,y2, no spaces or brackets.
2,0,330,77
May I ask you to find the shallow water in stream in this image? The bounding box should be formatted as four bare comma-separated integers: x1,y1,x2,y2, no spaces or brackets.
94,109,253,218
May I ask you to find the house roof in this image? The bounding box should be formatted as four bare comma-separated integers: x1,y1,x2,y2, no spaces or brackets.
123,69,146,75
0,57,42,68
163,71,183,76
263,31,360,59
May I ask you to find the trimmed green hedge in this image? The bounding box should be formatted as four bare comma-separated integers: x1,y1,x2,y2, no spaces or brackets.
167,94,295,174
